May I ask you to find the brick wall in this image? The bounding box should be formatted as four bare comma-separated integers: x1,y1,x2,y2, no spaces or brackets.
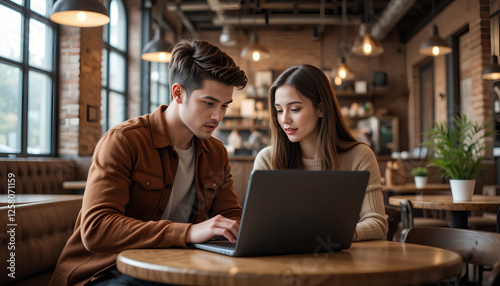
406,0,494,151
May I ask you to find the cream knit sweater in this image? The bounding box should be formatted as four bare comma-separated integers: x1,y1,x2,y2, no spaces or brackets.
253,144,388,241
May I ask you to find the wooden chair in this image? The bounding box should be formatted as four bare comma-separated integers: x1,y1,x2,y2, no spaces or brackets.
468,185,500,233
398,199,449,241
404,227,500,286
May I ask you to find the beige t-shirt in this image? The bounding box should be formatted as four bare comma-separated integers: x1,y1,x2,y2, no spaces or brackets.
253,144,388,241
162,143,197,223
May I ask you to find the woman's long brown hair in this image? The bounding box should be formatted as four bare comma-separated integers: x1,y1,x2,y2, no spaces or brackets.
269,64,361,170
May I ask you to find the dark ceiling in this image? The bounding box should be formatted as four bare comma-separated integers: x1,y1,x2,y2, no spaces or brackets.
164,0,454,43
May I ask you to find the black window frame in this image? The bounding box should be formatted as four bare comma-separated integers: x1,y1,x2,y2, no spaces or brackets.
0,0,59,157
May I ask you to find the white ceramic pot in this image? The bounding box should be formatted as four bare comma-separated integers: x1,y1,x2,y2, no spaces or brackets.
449,179,476,201
414,176,428,189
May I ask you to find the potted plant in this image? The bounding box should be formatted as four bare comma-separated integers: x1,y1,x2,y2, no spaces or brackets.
411,167,429,189
422,114,496,201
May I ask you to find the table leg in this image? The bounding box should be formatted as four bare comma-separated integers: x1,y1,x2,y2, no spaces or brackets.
450,211,469,228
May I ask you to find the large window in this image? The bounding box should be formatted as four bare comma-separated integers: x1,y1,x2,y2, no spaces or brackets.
102,0,128,133
0,0,57,156
149,62,170,112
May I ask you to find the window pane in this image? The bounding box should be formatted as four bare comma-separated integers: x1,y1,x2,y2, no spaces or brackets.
0,63,22,153
31,0,50,17
150,83,158,112
159,62,168,84
109,92,125,128
28,71,52,154
10,0,23,5
101,49,107,86
109,0,126,51
29,18,53,71
159,85,169,105
109,51,125,92
0,5,22,62
101,89,108,133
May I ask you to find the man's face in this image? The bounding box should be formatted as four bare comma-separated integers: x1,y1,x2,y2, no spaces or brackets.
179,79,234,140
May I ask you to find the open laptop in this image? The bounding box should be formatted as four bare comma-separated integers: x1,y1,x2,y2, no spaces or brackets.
192,170,369,257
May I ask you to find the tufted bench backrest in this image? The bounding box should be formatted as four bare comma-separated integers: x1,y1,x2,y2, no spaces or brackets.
0,159,77,194
0,196,83,285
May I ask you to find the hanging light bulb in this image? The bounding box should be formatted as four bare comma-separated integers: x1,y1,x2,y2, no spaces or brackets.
241,32,270,62
141,0,173,63
50,0,110,27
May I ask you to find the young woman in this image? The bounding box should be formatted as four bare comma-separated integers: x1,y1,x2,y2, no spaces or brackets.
254,64,387,241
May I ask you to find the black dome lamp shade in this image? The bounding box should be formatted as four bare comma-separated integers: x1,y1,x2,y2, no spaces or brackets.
50,0,110,28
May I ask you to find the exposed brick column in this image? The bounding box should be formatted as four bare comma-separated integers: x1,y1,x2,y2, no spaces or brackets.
58,26,103,157
79,27,103,156
59,26,81,157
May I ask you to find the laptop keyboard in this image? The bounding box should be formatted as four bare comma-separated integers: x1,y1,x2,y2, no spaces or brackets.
205,240,236,249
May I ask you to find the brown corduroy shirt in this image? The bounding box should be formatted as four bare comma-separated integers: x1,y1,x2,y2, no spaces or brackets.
49,105,242,286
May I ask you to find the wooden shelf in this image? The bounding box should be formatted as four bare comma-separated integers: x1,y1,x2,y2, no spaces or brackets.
335,91,375,97
218,124,269,131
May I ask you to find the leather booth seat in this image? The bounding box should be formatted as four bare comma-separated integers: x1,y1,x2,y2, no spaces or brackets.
0,158,91,194
0,196,83,285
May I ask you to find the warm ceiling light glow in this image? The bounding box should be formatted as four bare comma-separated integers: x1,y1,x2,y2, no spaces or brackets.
432,46,440,56
339,68,347,79
159,52,167,61
334,76,342,86
252,51,261,61
77,11,87,23
362,42,373,55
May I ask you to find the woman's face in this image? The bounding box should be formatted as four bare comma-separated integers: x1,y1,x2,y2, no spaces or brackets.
274,84,322,145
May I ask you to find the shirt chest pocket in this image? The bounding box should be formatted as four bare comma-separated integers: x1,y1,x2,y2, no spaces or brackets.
133,171,164,190
129,171,164,209
200,175,224,206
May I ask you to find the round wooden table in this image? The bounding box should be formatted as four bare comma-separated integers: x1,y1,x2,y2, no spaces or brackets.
389,195,500,228
116,240,462,286
383,183,451,193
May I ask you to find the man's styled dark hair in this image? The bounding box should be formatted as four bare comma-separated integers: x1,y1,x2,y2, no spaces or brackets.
169,39,247,100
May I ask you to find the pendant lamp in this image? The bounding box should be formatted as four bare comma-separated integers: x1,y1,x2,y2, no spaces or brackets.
336,56,355,81
50,0,110,27
419,0,451,56
334,1,355,82
419,25,452,56
241,32,270,61
481,14,500,80
141,0,173,63
220,26,237,47
481,56,500,80
351,4,384,57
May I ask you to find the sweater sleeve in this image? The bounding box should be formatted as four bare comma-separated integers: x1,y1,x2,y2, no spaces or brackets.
344,145,388,241
253,146,273,170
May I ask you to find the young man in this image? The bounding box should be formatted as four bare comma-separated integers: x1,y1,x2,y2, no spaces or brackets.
49,40,247,286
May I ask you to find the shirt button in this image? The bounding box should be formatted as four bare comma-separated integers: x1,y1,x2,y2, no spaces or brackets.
213,183,217,188
166,184,172,190
146,181,150,187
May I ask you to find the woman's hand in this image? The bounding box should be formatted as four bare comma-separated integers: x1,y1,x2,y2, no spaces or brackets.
186,215,240,243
